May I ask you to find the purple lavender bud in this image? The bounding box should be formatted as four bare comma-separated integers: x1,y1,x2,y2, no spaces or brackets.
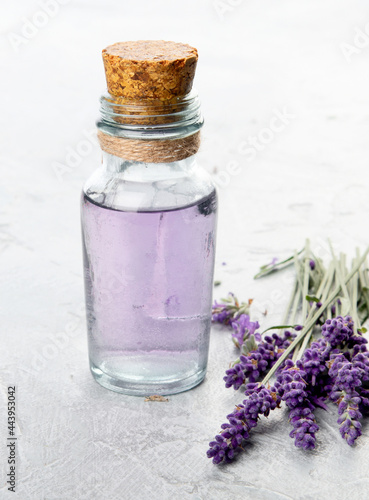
309,259,316,270
239,352,268,382
336,364,362,392
348,335,368,351
224,363,247,390
352,352,369,381
321,316,354,347
207,385,280,464
277,364,319,449
212,293,243,325
359,388,369,409
297,346,326,386
289,404,319,449
328,354,350,381
244,382,259,395
277,365,308,408
294,325,303,331
223,331,296,390
328,353,365,446
336,392,363,446
231,314,260,347
212,301,233,324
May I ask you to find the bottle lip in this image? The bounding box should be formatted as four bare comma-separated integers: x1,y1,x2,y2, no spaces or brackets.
97,89,203,141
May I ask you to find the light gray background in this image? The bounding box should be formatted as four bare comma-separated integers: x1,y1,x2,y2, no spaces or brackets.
2,0,369,498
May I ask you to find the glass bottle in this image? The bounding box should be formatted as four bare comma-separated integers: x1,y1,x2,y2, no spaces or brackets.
81,41,218,396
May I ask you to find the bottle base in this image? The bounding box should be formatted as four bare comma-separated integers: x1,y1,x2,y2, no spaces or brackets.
90,361,207,396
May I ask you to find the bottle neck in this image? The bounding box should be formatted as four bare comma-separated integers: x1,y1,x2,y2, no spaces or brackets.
97,89,203,142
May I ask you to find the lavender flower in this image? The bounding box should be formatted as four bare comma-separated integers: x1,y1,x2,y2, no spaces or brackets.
359,388,369,410
206,404,249,464
321,316,354,347
328,354,364,446
239,351,268,382
296,336,331,386
297,349,326,386
212,299,235,325
347,334,368,351
231,314,260,347
352,351,369,380
336,392,363,446
224,331,295,390
276,361,319,449
212,293,250,326
333,358,362,390
277,361,309,407
207,384,280,464
328,354,352,382
289,404,319,450
223,363,248,390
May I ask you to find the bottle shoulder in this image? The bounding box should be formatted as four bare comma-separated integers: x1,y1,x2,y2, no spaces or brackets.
83,156,217,212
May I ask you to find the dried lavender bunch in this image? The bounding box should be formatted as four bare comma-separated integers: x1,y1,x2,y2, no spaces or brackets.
207,242,369,464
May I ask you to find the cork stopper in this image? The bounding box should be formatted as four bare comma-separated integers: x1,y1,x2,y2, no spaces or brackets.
102,40,198,100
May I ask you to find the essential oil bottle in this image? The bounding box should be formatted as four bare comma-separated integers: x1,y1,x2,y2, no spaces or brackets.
81,41,218,395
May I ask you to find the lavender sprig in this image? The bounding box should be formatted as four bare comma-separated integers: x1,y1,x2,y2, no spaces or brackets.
231,314,260,347
224,331,295,390
207,384,280,464
276,360,319,449
253,250,303,279
208,242,369,464
212,293,252,326
328,356,363,445
327,348,369,445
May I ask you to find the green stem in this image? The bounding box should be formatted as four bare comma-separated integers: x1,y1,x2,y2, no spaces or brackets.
293,240,311,362
333,250,358,327
338,252,350,303
253,249,303,280
290,284,302,327
281,279,298,325
261,324,301,335
357,249,369,324
350,256,360,333
296,261,334,360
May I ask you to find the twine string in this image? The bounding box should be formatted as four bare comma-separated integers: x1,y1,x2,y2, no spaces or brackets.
97,130,201,163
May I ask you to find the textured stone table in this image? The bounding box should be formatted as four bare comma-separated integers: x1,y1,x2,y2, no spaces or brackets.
2,0,369,498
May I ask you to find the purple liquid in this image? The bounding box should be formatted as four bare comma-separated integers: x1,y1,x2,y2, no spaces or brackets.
81,190,217,395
